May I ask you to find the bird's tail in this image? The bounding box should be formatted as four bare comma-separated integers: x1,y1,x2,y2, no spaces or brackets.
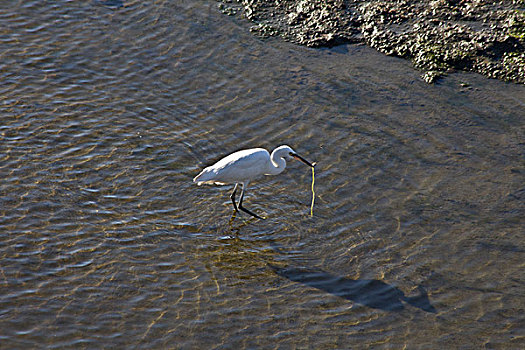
193,167,217,185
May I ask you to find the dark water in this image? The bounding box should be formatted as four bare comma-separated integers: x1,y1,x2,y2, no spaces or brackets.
1,1,524,348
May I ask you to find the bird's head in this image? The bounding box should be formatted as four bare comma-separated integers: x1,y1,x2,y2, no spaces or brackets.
275,145,315,167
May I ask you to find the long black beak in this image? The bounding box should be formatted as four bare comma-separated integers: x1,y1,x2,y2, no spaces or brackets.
292,153,315,167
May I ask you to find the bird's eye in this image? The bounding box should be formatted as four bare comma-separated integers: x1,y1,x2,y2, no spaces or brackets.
289,152,293,156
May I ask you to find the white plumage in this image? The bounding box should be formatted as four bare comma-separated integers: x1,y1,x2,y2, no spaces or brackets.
193,145,314,219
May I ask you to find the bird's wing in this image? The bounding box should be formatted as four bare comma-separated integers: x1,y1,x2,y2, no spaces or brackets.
208,148,269,183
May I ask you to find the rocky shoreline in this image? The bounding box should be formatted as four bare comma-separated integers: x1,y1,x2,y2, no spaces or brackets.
218,0,525,83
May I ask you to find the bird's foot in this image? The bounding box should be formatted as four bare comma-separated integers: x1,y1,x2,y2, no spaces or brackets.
228,211,238,224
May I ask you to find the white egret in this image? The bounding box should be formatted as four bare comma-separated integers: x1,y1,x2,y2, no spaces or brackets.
193,145,315,219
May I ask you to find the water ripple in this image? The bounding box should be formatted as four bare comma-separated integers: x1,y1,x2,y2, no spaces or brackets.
1,0,524,348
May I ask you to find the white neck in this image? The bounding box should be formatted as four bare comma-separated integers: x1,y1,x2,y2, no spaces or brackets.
267,150,287,175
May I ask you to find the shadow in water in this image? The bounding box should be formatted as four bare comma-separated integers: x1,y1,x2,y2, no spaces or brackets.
269,264,436,313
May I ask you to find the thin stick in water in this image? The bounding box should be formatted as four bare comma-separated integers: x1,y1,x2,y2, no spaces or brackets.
310,166,315,217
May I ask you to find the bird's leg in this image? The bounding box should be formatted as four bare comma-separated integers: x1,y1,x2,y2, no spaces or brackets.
230,183,239,212
228,210,237,225
238,183,264,220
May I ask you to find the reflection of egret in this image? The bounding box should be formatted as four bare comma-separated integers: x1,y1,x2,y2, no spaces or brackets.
194,145,315,219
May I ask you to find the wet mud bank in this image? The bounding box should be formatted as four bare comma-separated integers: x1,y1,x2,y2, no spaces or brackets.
218,0,525,83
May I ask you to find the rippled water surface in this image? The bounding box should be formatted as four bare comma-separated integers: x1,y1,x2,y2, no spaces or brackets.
1,1,524,348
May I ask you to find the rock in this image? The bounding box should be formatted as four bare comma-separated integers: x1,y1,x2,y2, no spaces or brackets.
218,0,525,84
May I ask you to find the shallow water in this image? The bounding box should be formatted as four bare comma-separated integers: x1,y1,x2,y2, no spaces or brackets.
1,1,524,348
